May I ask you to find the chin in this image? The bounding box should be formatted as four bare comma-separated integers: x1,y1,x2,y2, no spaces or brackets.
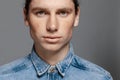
35,40,70,53
42,43,62,52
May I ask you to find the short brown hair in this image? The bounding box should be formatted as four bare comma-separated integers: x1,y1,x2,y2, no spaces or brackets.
24,0,79,15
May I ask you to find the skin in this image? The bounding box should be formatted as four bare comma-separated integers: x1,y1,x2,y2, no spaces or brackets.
24,0,80,65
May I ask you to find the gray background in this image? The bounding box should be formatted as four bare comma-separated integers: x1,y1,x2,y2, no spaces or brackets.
0,0,119,80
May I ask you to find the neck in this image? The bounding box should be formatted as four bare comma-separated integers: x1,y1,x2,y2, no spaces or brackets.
34,44,70,66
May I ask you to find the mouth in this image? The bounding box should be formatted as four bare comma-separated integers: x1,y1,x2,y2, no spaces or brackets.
43,36,62,43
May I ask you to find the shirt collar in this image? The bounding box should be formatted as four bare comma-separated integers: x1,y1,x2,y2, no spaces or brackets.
30,43,74,77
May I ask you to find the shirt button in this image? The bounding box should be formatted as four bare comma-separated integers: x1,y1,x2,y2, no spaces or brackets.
49,66,56,73
50,68,55,72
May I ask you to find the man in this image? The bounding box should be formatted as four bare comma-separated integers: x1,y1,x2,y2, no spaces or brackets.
0,0,113,80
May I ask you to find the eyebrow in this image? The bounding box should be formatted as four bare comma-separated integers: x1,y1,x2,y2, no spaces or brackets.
57,8,73,12
31,7,48,12
31,7,73,12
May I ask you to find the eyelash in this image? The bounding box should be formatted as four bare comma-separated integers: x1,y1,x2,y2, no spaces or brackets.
35,11,47,16
58,11,69,16
35,11,70,17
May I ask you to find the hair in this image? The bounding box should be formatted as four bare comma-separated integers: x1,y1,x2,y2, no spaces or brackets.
24,0,79,15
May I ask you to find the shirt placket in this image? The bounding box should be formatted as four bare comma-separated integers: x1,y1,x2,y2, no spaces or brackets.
48,66,59,80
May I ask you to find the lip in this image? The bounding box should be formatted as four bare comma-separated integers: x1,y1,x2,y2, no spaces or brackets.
43,36,62,43
43,36,61,39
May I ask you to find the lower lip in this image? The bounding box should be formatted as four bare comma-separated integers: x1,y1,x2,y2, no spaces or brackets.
43,37,61,43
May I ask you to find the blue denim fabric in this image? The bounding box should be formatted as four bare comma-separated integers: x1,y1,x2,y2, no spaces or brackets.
0,44,113,80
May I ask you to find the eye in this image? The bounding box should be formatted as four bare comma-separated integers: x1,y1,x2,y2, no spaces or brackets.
35,11,47,17
58,11,68,17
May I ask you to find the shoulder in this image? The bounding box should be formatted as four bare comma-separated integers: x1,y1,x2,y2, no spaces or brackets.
71,55,113,80
0,54,32,76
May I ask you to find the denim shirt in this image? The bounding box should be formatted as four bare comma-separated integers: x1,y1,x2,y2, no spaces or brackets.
0,44,113,80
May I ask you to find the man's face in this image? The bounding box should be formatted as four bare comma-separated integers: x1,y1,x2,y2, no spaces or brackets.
24,0,80,52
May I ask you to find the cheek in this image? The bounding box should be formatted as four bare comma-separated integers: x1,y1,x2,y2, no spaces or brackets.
59,15,75,29
59,18,74,39
29,18,46,35
60,18,74,35
60,22,73,40
28,14,47,32
62,28,73,44
28,22,42,42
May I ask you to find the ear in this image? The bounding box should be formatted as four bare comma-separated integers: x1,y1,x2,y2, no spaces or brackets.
74,7,80,27
23,8,29,27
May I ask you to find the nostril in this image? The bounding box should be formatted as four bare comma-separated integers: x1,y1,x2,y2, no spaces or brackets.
47,27,58,32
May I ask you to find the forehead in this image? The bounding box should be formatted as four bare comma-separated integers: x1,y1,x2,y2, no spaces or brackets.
30,0,74,9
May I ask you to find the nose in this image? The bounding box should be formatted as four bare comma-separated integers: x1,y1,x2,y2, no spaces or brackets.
47,14,58,32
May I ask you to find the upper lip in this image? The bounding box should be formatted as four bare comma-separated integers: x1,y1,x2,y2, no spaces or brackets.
43,36,62,39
